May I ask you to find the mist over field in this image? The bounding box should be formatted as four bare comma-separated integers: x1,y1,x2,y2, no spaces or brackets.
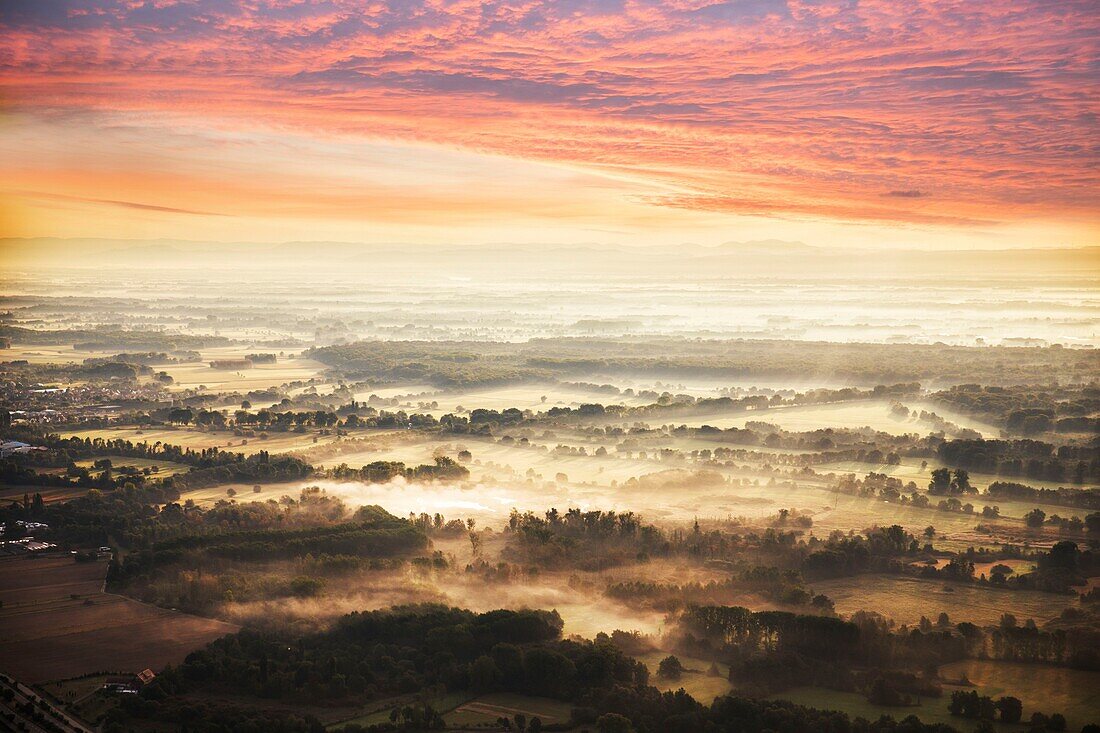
2,0,1099,730
2,248,1097,730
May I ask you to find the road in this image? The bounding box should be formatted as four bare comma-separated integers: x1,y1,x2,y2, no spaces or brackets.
0,673,96,733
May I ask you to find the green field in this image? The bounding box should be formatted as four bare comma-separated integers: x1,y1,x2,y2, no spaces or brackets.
73,455,190,478
638,651,735,703
325,693,471,729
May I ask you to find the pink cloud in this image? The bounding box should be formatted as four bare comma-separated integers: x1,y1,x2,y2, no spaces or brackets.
1,0,1097,227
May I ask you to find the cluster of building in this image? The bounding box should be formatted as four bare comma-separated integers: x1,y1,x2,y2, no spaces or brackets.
0,439,46,458
0,520,57,554
1,537,57,553
0,379,167,425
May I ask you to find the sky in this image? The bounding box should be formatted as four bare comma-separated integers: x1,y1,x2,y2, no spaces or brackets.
1,0,1098,249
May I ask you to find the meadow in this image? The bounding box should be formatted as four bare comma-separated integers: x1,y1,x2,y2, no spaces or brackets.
444,693,574,727
638,651,736,703
937,660,1100,731
60,426,340,455
818,456,1099,492
157,347,327,393
770,686,992,730
73,455,190,478
675,399,999,437
812,575,1079,627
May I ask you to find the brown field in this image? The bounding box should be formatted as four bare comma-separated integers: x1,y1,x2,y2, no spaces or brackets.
814,574,1081,627
0,556,237,683
0,484,89,505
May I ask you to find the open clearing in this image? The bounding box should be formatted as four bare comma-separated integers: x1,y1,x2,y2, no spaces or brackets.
73,455,190,478
445,692,573,727
639,651,734,703
0,555,237,683
939,660,1100,731
814,574,1080,627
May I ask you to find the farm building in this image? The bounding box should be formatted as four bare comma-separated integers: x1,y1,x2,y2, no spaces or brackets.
0,440,46,458
103,669,156,694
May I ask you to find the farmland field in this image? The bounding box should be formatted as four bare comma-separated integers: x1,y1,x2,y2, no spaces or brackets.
73,455,190,478
444,692,573,727
770,686,983,729
0,556,237,683
817,456,1099,492
0,484,89,505
812,575,1080,627
638,651,735,702
60,426,340,454
157,347,327,392
938,660,1100,731
675,399,999,437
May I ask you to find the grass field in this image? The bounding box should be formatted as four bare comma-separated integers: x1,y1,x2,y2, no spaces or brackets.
0,484,89,505
158,347,326,392
676,399,998,437
444,692,573,727
638,651,734,703
770,686,1001,729
73,455,190,478
181,481,325,506
320,693,468,729
938,660,1100,731
813,574,1079,627
41,674,116,705
2,344,106,364
0,555,237,683
60,426,340,455
817,456,1098,494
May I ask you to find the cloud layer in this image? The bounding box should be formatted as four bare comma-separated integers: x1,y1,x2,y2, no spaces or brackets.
2,0,1098,237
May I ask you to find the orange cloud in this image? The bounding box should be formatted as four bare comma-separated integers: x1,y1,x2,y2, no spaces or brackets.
1,0,1097,240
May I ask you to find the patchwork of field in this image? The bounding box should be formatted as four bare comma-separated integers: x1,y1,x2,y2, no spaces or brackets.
0,556,237,683
813,575,1080,627
938,660,1100,731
